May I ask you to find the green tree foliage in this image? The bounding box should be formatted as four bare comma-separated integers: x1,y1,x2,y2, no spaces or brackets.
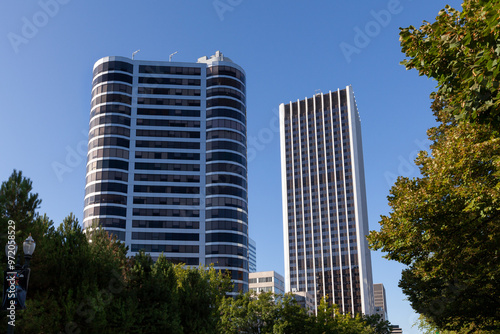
0,172,233,333
0,171,389,333
399,0,500,127
272,293,314,334
174,263,232,333
117,251,182,333
363,314,392,334
104,252,232,334
15,215,129,333
314,297,385,334
218,293,389,334
0,170,41,226
0,169,47,251
370,1,500,332
15,229,233,333
219,292,311,334
415,314,493,334
368,109,500,331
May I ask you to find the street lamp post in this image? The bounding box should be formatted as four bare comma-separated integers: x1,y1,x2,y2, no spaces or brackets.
22,235,36,268
3,235,36,334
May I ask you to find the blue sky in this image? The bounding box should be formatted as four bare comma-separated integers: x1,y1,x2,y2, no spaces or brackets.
0,0,463,332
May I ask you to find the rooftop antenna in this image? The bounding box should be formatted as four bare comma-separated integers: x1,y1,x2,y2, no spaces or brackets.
132,49,140,60
169,51,178,62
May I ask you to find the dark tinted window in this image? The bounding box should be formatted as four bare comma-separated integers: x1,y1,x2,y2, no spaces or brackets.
92,94,132,107
132,232,199,241
136,129,200,139
206,174,246,188
136,140,199,149
85,182,128,195
131,244,199,253
92,83,132,97
133,185,199,194
84,205,126,218
206,77,245,91
135,162,200,172
206,162,246,177
93,72,133,86
207,98,245,113
91,104,131,118
207,108,245,123
206,208,247,221
138,77,200,86
206,232,247,245
206,185,247,199
93,61,133,76
132,220,199,229
139,65,201,75
137,108,200,117
88,137,130,150
136,119,200,128
207,66,245,83
138,87,200,96
207,151,246,166
206,220,248,233
90,115,131,128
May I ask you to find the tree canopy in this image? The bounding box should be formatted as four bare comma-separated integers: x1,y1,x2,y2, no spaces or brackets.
219,292,391,334
399,0,500,127
369,1,500,332
0,170,393,333
0,170,233,333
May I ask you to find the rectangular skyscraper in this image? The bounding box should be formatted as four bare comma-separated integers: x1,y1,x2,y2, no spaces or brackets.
279,87,374,314
84,51,249,293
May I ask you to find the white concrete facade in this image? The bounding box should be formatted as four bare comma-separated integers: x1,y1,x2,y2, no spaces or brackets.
84,52,249,293
279,87,374,315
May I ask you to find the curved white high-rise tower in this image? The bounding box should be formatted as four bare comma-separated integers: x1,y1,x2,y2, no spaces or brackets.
84,52,248,293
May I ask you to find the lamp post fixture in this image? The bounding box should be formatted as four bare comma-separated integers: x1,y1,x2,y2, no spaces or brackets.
22,235,36,268
3,234,35,334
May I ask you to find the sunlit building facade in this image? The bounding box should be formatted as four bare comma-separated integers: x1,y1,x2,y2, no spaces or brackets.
279,87,374,314
249,271,285,295
84,51,249,293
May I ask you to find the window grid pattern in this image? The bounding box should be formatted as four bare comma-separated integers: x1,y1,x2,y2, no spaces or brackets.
84,55,250,296
130,61,204,264
282,89,364,315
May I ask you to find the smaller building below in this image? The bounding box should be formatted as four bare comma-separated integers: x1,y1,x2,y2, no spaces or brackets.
390,325,403,334
373,283,388,321
292,291,315,315
249,271,285,295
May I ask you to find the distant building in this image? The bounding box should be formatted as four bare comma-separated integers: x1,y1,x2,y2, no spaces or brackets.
292,290,315,314
249,238,257,273
249,271,285,295
280,87,374,314
373,283,388,321
390,325,403,334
